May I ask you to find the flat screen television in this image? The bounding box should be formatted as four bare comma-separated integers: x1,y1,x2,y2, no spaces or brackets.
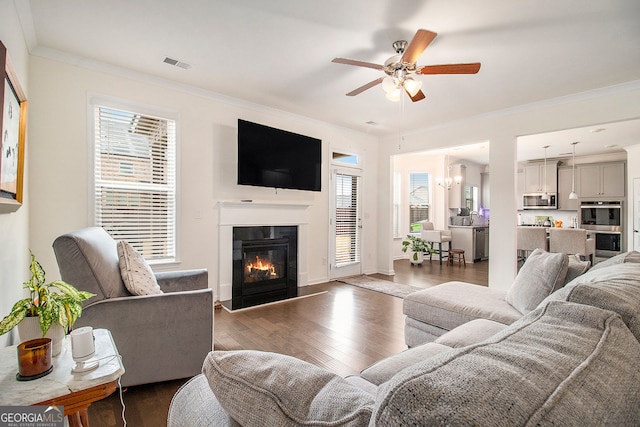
237,119,322,192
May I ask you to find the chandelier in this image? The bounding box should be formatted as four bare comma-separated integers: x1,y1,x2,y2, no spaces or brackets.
436,156,462,190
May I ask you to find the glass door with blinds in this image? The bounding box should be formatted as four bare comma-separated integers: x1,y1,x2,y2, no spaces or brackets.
329,167,362,279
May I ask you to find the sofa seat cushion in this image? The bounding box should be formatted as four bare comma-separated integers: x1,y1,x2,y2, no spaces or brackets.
434,318,508,348
360,343,450,386
403,282,522,332
203,350,375,427
404,316,448,347
506,249,569,314
545,263,640,341
373,301,640,426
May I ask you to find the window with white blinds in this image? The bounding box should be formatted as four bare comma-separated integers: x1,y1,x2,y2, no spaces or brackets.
334,173,360,266
409,172,430,232
93,105,176,262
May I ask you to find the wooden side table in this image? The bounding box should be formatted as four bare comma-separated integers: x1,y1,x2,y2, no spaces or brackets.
0,328,125,427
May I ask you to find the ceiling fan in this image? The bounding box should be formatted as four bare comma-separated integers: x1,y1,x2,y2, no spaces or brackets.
332,29,481,102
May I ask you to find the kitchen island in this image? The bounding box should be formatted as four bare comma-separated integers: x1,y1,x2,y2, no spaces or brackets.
448,225,489,263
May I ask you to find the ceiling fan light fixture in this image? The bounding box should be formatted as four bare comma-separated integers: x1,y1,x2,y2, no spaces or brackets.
385,88,401,102
382,76,397,93
403,78,422,97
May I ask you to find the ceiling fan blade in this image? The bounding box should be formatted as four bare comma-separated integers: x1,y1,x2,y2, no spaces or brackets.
332,57,384,70
416,63,481,75
402,29,437,64
346,77,384,96
406,88,426,102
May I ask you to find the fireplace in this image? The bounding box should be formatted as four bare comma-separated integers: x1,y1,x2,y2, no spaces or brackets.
230,225,298,309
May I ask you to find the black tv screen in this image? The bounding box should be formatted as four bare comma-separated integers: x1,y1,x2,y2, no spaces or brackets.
237,119,322,192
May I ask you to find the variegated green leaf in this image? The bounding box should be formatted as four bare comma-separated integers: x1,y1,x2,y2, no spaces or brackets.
11,298,32,313
0,307,28,336
67,302,83,326
77,291,96,301
29,250,46,286
50,281,80,298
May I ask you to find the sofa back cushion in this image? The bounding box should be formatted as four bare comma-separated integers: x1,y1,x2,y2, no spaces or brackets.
203,350,375,427
53,227,130,302
545,262,640,341
372,301,640,426
506,249,568,314
588,250,640,271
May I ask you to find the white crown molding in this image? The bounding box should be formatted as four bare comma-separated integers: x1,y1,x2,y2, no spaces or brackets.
13,0,37,52
384,79,640,143
28,44,373,141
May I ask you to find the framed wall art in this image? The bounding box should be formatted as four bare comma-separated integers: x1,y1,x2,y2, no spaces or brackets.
0,40,28,213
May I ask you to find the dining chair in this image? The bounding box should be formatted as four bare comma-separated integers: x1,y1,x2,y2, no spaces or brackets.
420,221,452,265
548,228,595,264
517,227,548,262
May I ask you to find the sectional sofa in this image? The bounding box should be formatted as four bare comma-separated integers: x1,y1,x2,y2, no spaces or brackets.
168,250,640,426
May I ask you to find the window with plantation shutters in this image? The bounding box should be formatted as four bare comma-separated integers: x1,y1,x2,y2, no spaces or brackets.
93,105,176,262
334,172,360,266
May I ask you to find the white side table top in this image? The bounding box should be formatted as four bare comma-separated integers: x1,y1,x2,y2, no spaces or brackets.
0,328,125,406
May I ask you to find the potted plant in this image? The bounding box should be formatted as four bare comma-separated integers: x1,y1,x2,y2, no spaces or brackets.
401,235,431,265
0,251,95,355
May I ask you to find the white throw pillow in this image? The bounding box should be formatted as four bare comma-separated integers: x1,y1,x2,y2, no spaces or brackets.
117,241,163,296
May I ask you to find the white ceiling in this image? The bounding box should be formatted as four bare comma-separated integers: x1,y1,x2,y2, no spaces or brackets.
17,0,640,162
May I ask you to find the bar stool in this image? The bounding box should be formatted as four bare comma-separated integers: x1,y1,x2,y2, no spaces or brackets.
449,249,466,266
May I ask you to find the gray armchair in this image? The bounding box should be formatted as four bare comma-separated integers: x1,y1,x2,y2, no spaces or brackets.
52,227,213,387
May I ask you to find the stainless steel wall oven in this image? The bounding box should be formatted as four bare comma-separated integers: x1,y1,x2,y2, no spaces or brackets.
580,201,623,258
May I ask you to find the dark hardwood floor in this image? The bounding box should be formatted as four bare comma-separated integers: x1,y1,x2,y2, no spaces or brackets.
88,259,488,426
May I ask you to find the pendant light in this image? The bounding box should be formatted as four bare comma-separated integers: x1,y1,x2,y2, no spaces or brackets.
541,145,550,200
568,142,579,200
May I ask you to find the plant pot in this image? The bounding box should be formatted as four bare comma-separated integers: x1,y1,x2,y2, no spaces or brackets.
410,251,424,265
17,317,65,357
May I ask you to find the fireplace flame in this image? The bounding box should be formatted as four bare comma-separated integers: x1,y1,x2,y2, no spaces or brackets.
246,256,277,277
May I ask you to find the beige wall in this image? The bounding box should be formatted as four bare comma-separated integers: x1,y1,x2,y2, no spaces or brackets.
0,1,31,347
27,55,379,299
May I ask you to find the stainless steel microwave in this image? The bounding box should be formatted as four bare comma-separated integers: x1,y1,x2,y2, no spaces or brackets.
523,193,557,210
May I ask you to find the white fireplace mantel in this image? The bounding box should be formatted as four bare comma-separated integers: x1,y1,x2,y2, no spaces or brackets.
217,201,310,301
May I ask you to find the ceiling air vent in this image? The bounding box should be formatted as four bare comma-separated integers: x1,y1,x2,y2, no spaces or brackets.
163,57,192,70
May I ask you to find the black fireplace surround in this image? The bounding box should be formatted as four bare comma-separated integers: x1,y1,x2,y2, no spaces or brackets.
229,225,298,310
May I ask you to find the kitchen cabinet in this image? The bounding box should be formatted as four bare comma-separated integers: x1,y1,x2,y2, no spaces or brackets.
481,172,490,210
577,162,625,198
448,164,467,210
517,170,524,210
449,226,489,263
523,162,558,194
557,166,580,211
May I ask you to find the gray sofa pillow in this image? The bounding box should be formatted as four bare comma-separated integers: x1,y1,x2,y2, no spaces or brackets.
506,249,569,314
372,301,640,426
563,254,590,285
202,350,374,427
